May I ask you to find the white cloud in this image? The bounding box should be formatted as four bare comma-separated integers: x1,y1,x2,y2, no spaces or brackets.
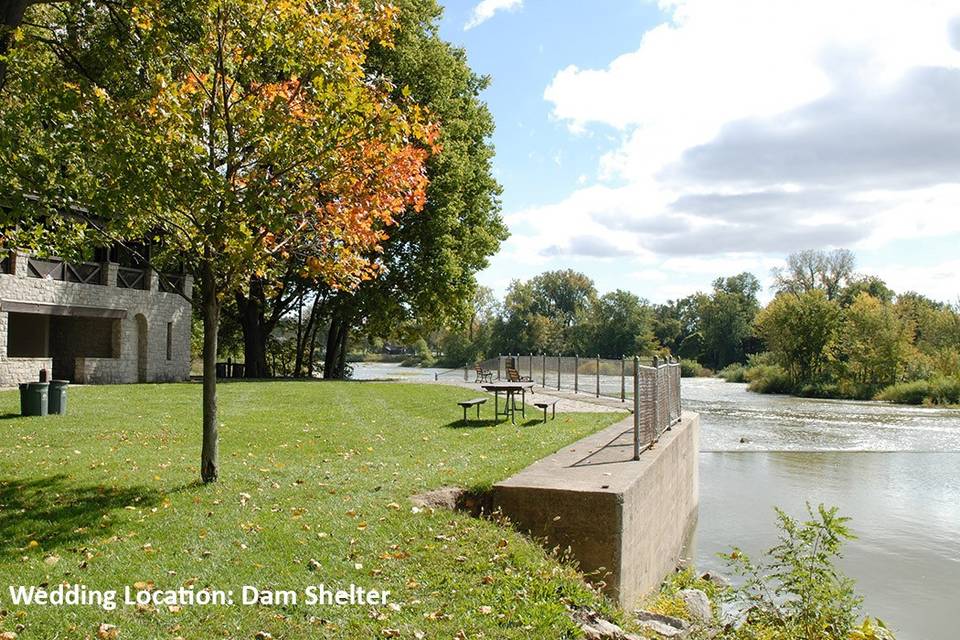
464,0,523,30
509,0,960,300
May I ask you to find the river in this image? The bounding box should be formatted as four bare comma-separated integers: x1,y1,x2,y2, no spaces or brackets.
354,364,960,639
684,378,960,640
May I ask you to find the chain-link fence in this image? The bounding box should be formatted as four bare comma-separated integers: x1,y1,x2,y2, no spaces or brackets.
434,357,500,383
497,353,681,457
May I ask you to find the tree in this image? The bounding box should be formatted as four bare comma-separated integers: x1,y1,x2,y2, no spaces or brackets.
699,273,761,369
491,270,597,355
842,293,914,388
267,0,506,379
754,290,842,386
1,0,433,482
575,290,657,358
772,248,856,301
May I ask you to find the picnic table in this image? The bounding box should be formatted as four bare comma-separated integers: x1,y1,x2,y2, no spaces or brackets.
481,381,535,424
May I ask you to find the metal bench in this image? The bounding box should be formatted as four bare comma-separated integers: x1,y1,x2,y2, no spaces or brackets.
474,364,493,384
533,398,559,423
457,398,487,423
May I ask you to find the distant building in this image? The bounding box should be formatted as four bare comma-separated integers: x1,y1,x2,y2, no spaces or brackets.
0,250,192,385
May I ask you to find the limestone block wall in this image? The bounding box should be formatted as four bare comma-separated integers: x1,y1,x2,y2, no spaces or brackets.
0,266,192,385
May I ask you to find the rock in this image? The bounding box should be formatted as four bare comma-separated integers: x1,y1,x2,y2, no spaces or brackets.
679,589,713,623
635,611,689,638
571,608,642,640
700,571,731,589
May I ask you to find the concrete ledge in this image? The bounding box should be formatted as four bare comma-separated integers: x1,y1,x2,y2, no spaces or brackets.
492,411,699,607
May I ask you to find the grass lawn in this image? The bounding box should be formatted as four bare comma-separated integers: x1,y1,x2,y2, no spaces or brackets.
0,381,627,639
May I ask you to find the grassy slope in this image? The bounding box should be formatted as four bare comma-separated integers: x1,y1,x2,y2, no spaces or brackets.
0,381,626,639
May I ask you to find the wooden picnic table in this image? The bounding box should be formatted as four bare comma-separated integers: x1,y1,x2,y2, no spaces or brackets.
481,381,535,424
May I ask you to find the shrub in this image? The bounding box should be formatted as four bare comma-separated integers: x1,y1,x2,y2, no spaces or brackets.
723,504,864,640
680,359,711,378
718,363,748,382
746,364,794,394
877,377,960,405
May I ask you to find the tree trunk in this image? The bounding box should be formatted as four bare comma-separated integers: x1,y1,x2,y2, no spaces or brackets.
335,323,349,378
0,0,31,91
236,289,268,378
323,315,342,379
200,264,220,484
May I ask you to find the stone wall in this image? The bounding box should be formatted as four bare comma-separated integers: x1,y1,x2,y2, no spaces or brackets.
0,357,53,385
493,412,700,607
0,259,192,385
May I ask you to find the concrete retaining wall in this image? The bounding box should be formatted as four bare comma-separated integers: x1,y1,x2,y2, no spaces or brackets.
493,411,699,607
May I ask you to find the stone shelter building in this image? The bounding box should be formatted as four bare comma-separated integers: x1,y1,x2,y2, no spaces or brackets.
0,250,192,385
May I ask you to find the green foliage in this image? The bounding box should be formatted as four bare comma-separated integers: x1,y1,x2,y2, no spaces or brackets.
746,364,794,395
723,504,864,640
754,291,842,387
680,359,711,378
876,376,960,406
401,337,435,367
699,273,762,369
718,363,748,382
574,289,659,358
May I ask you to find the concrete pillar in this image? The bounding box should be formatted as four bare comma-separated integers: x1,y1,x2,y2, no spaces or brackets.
12,250,31,277
147,268,159,292
101,262,119,287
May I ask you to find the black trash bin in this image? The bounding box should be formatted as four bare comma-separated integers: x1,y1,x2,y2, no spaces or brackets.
48,380,69,415
19,383,29,416
24,382,49,417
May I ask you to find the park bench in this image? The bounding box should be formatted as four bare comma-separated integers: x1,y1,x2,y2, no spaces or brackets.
457,397,487,424
506,367,533,384
474,364,493,384
533,398,558,424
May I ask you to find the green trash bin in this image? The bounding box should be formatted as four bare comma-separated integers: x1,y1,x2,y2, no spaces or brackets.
48,380,69,415
24,382,49,417
19,383,29,416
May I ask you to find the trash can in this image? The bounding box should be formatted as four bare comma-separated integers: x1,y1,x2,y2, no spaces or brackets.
19,383,29,416
24,382,49,417
48,380,69,415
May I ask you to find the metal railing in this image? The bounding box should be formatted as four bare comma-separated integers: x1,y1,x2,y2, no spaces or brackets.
435,356,500,382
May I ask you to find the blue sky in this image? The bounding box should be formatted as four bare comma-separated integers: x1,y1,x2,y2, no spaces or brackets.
434,0,960,304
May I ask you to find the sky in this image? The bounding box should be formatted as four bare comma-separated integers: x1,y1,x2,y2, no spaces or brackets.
435,0,960,304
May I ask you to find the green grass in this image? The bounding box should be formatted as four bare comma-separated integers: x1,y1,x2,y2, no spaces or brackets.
0,381,626,639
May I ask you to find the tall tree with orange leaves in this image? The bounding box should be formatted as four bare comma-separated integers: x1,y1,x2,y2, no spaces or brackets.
0,0,434,482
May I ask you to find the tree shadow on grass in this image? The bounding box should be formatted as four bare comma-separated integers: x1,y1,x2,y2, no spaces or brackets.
0,474,168,555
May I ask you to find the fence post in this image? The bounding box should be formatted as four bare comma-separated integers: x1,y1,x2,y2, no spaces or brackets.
497,354,502,381
652,356,661,439
463,362,468,382
528,353,533,381
542,353,547,388
620,356,627,402
574,354,579,393
633,355,640,460
596,354,600,398
557,354,561,390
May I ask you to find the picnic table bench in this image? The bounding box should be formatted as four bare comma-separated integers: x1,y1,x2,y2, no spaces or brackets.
457,397,487,424
533,398,559,423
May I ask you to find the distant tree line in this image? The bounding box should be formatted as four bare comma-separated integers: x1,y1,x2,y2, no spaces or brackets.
427,250,960,406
